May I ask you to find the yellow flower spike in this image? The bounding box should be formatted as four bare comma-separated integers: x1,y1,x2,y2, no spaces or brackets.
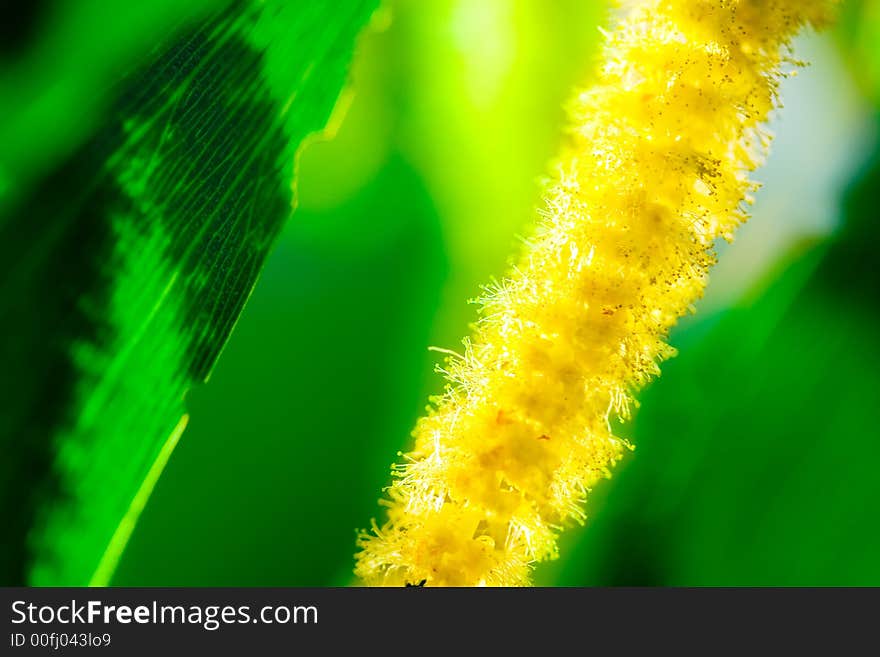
355,0,839,587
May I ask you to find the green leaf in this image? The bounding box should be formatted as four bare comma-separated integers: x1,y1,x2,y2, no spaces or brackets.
0,0,378,586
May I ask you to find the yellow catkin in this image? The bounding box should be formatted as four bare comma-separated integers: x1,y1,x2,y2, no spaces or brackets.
355,0,838,586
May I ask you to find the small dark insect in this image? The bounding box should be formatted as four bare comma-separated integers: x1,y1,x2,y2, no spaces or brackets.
405,579,427,587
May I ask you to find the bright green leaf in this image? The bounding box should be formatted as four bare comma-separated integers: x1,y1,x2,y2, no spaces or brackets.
0,0,378,586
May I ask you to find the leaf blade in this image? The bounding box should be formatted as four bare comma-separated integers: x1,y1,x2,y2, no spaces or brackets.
0,0,378,585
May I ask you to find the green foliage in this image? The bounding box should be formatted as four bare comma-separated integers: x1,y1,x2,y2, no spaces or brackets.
0,0,377,585
3,0,878,588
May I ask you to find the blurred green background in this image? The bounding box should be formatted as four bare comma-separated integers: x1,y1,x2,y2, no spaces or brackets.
105,0,880,585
